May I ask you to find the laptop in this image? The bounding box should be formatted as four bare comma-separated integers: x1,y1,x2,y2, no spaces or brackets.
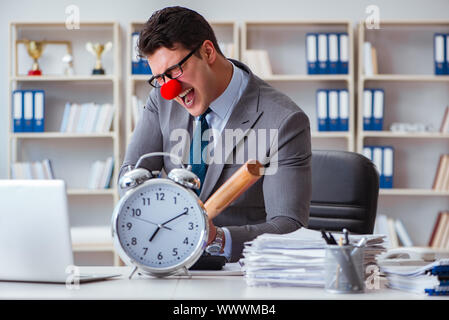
0,179,121,284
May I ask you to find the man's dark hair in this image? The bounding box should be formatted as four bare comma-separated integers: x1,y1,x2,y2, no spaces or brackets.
138,6,223,58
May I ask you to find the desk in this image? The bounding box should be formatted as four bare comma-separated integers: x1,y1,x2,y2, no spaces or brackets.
1,266,449,300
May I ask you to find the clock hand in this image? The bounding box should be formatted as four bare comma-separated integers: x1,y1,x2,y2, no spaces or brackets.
161,207,189,226
131,216,172,231
149,226,161,242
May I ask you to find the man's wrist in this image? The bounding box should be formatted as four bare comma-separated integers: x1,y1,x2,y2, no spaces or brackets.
205,226,225,254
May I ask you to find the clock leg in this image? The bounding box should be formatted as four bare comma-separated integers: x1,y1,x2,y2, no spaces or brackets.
128,266,139,280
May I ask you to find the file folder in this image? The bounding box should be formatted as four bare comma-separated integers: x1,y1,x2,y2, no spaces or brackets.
338,33,349,74
33,90,45,132
372,89,384,131
306,33,318,74
328,90,339,131
316,89,328,131
372,147,383,184
12,90,23,133
382,146,394,189
23,91,34,132
140,59,152,74
434,34,446,75
328,33,338,74
338,89,349,131
363,89,373,130
446,34,449,75
317,33,329,74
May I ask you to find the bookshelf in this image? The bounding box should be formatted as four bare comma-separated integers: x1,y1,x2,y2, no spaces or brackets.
241,20,355,151
8,21,121,266
126,20,240,147
357,20,449,246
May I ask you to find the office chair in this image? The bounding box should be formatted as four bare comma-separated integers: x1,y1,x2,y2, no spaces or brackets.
308,150,379,234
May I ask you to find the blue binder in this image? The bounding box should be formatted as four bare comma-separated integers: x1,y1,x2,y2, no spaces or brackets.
23,91,34,132
434,33,446,75
140,59,152,74
372,89,384,131
381,146,394,189
363,89,373,131
306,33,318,74
328,90,339,131
372,146,383,187
33,90,45,132
328,33,339,74
338,33,349,74
316,89,328,131
317,33,329,74
446,34,449,75
12,90,23,133
338,89,349,131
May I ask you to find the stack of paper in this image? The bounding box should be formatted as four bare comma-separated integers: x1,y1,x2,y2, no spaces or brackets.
380,259,449,295
241,228,387,287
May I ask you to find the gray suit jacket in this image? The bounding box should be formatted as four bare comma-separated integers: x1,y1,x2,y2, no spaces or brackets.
119,60,312,262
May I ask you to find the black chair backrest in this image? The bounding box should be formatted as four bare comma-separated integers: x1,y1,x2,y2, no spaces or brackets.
308,150,379,234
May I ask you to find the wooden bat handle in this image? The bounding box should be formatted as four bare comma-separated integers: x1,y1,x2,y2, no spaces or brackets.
204,160,264,220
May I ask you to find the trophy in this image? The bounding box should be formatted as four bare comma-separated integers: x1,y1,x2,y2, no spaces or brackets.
23,40,45,76
16,39,72,76
86,42,112,75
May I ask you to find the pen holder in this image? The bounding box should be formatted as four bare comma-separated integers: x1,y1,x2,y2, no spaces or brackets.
325,245,365,294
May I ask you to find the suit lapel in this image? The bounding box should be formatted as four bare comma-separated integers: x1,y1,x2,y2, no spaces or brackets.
200,74,263,201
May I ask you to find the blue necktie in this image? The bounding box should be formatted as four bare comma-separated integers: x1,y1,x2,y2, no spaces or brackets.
190,108,211,195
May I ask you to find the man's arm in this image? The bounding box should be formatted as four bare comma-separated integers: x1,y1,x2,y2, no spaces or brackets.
224,110,312,262
118,92,164,196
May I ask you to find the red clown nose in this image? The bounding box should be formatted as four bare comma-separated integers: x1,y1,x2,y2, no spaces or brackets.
160,79,182,100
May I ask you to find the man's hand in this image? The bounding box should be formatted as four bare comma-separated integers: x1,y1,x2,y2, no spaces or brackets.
207,219,217,245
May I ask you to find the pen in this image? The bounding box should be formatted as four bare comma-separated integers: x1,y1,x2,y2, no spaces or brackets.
343,228,350,245
327,232,338,245
350,237,367,256
321,229,331,244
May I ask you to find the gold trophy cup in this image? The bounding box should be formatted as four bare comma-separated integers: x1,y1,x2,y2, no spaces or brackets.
24,40,45,76
86,42,112,75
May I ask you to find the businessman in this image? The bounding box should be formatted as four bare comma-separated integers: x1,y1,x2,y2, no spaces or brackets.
119,6,312,262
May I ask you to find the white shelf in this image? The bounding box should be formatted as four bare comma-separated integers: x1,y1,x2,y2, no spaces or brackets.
261,74,350,82
242,20,355,152
361,131,449,139
12,75,116,82
312,132,351,139
67,188,116,196
380,189,449,196
11,132,116,139
8,21,121,266
72,243,114,253
362,74,449,82
129,74,150,81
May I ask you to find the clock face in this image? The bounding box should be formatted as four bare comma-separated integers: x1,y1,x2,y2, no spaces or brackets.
114,179,207,272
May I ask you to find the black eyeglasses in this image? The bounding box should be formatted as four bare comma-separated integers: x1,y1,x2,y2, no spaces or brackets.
148,45,201,88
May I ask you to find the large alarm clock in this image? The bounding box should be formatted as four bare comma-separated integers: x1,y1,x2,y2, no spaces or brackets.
111,152,209,278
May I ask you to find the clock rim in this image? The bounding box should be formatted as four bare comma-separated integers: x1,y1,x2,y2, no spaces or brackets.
111,178,209,277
